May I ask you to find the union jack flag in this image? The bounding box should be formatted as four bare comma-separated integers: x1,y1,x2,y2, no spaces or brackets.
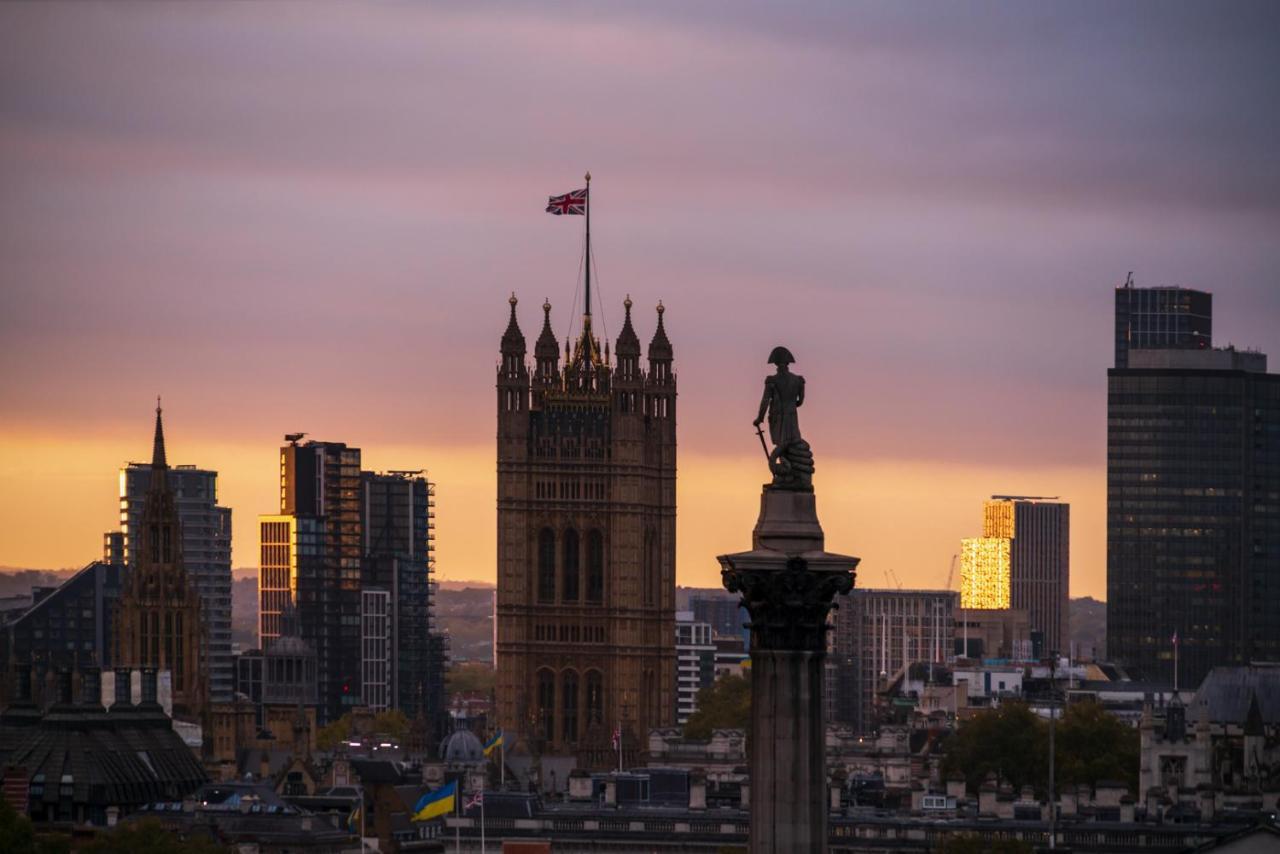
465,790,484,811
546,188,588,215
611,723,621,751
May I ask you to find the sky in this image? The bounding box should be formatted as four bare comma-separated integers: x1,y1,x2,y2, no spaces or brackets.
2,2,1279,598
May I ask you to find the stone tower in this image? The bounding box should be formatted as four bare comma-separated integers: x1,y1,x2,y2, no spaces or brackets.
114,403,206,721
496,293,676,765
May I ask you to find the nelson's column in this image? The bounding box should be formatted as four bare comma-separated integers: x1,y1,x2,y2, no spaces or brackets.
494,290,677,767
720,346,857,853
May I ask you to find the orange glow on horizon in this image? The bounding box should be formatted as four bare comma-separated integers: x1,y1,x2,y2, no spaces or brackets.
0,428,1107,600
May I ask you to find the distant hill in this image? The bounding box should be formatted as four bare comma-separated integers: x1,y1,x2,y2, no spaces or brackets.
0,568,77,598
439,579,494,591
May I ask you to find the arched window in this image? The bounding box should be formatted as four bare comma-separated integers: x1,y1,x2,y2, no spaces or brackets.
562,528,580,603
586,670,604,726
537,529,555,603
536,669,555,742
587,530,604,603
562,670,579,743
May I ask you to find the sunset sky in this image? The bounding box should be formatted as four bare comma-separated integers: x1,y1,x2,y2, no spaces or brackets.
2,3,1278,598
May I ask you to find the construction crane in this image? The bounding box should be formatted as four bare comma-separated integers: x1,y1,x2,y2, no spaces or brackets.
883,567,903,590
945,554,957,590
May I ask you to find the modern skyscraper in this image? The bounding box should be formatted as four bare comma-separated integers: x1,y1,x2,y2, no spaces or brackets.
260,438,363,724
361,470,442,723
1108,289,1279,687
689,591,750,650
495,293,677,763
959,497,1069,656
829,588,956,733
1114,280,1212,368
117,461,232,703
113,405,206,722
986,497,1069,655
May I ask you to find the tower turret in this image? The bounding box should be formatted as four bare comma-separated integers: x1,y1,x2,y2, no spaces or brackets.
615,295,641,383
498,293,529,417
534,299,560,386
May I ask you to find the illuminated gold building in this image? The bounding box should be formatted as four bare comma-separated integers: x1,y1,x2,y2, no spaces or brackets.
960,537,1011,610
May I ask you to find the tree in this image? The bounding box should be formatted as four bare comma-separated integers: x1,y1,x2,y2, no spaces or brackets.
1055,699,1139,794
373,709,409,740
80,819,227,854
940,702,1046,795
683,673,750,740
941,699,1140,798
316,714,353,751
0,801,68,854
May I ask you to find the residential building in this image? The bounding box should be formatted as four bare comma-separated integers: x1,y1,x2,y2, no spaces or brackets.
494,293,677,764
262,438,363,725
361,589,391,711
361,470,443,723
954,607,1033,661
830,588,956,733
674,611,716,725
1108,289,1279,686
115,459,232,704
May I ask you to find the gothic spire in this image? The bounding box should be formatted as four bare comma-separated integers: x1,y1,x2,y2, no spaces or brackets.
151,398,169,490
500,292,526,355
615,294,640,357
648,300,672,361
535,298,559,361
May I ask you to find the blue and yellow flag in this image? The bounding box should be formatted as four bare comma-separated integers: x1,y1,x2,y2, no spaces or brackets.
411,780,457,822
348,802,362,833
483,730,503,757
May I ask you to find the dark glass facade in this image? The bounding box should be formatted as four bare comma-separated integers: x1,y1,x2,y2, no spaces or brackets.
1114,286,1212,369
1107,365,1280,687
361,471,444,730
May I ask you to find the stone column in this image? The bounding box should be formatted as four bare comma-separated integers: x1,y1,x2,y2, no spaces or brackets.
720,486,857,854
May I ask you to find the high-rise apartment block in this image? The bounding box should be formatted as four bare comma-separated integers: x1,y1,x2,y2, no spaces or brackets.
1108,284,1278,687
1114,282,1212,368
259,443,442,726
495,294,677,763
689,591,750,650
117,460,232,704
960,497,1069,656
361,471,441,721
830,588,956,733
674,611,716,725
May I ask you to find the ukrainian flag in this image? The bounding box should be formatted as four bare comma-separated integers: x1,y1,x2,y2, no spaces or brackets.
411,780,457,822
483,730,503,757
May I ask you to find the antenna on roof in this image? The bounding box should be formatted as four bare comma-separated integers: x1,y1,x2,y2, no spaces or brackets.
284,433,307,445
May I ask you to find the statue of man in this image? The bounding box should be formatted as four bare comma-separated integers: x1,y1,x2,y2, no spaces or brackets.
753,346,814,488
754,346,804,448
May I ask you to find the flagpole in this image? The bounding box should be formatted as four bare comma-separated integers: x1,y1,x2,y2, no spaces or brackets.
584,170,592,321
1173,632,1179,695
454,781,460,854
500,737,505,789
480,784,487,854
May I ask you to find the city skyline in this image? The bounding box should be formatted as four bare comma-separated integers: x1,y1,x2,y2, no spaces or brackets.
4,4,1280,599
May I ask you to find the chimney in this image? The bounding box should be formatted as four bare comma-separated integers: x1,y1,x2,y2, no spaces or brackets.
80,670,102,706
114,669,133,707
141,668,158,705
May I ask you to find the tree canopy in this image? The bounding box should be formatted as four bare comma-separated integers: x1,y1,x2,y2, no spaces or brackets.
940,699,1138,797
80,819,227,854
683,673,750,740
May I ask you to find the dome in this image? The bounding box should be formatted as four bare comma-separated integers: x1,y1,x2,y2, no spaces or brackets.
439,727,485,764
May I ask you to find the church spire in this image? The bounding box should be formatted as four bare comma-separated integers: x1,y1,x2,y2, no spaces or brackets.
151,397,168,490
500,292,526,356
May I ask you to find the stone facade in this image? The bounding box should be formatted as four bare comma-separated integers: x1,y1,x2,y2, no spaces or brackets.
112,406,206,724
495,295,677,764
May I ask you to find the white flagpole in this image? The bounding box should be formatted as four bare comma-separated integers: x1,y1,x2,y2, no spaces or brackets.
500,736,505,788
454,783,461,854
480,787,486,854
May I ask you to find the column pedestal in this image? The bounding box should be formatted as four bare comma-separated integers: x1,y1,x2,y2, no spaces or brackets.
719,485,858,854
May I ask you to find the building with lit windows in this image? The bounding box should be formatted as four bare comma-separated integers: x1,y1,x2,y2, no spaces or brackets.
1108,299,1279,687
360,589,391,711
960,537,1011,610
984,497,1069,655
1114,281,1212,369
